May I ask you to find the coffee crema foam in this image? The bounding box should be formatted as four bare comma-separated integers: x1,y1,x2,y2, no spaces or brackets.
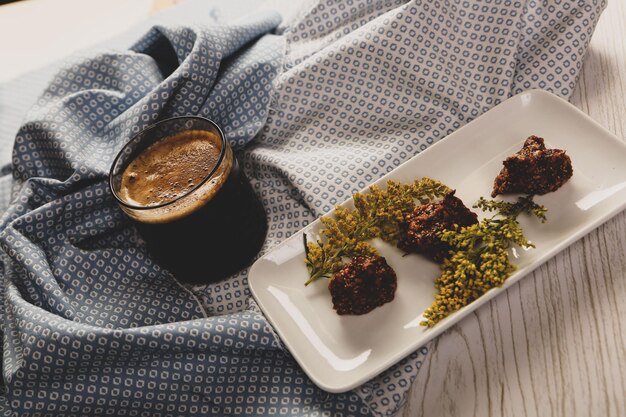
118,129,232,224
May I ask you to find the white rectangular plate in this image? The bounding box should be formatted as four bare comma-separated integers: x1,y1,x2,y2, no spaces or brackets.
248,90,626,393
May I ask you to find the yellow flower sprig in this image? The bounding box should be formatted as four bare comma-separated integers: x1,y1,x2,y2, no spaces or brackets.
303,178,452,286
420,195,547,327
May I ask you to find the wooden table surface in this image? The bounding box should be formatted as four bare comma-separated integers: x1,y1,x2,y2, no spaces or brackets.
402,1,626,416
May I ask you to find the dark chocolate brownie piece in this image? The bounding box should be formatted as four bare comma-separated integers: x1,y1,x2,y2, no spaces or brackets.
329,255,397,315
397,191,478,262
492,135,573,197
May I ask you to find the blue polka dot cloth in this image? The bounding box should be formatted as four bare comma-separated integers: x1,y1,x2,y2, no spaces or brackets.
0,0,606,416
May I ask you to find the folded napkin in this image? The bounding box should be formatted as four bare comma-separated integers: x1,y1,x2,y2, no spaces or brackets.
0,0,606,416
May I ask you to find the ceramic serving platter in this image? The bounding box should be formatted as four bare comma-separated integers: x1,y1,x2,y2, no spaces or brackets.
248,90,626,393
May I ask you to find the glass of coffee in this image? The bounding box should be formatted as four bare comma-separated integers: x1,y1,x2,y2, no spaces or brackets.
109,116,267,284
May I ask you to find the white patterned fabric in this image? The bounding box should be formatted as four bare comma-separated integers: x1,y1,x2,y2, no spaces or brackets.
0,0,606,416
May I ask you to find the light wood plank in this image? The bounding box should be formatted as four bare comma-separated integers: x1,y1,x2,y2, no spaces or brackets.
403,1,626,415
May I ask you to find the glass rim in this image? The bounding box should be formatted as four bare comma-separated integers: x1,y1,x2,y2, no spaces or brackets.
109,116,228,211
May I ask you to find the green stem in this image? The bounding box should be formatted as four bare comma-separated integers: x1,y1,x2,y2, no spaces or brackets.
304,270,326,286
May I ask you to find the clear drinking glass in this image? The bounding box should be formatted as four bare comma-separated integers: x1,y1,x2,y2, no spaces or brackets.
109,116,267,284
